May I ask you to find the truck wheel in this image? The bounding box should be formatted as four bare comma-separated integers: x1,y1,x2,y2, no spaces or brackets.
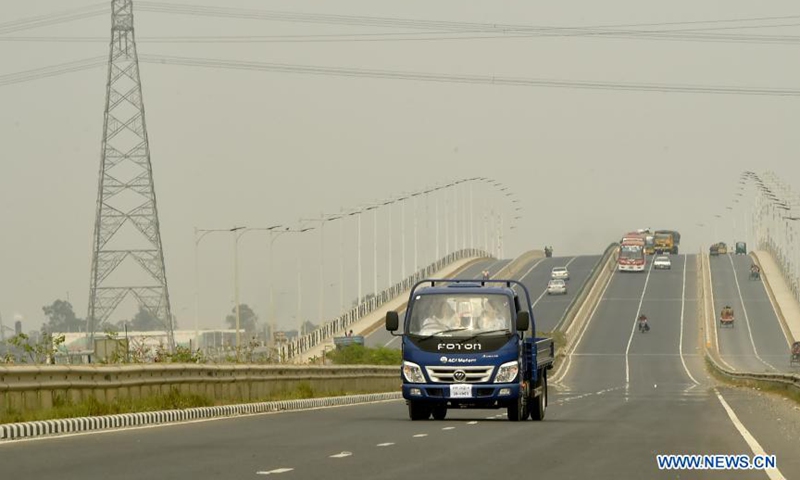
507,388,529,421
432,406,447,420
408,402,431,421
531,370,547,421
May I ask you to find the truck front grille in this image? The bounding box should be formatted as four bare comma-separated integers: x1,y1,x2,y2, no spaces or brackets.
425,366,494,383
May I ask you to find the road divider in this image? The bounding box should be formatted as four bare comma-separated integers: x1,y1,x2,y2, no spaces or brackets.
0,364,398,423
0,391,401,441
550,243,618,380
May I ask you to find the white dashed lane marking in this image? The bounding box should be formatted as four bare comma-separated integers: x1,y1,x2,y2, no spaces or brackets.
376,443,395,447
413,434,428,438
442,427,455,430
329,452,353,458
257,468,294,475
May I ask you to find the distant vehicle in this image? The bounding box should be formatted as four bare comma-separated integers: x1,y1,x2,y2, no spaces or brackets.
644,235,655,255
547,279,567,295
735,242,747,255
719,305,734,328
654,230,679,255
710,244,720,256
653,256,672,270
717,242,728,255
618,232,646,272
544,246,553,258
551,266,570,280
791,341,800,366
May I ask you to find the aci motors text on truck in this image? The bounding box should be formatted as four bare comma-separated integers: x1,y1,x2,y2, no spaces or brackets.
385,279,554,421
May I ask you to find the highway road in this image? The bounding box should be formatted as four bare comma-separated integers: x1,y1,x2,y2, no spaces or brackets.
366,255,601,348
710,253,793,372
2,253,799,478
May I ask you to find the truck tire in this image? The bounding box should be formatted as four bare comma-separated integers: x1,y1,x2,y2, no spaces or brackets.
531,370,547,421
432,406,447,420
408,402,431,421
507,387,529,421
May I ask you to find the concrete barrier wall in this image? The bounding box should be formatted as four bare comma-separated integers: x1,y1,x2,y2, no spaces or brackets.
0,365,398,416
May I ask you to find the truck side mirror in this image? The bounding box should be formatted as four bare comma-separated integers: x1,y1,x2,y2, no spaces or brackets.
516,311,530,332
386,311,399,332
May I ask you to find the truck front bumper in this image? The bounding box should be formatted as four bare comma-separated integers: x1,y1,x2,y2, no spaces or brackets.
402,383,521,407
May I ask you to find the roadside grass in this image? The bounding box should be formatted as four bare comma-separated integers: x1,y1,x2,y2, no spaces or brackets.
326,345,401,365
0,382,382,425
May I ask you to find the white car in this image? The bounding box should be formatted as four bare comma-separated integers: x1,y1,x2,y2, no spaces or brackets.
551,266,570,280
653,255,671,270
547,279,567,295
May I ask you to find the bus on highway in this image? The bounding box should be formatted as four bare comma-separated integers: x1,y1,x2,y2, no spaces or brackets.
619,232,646,272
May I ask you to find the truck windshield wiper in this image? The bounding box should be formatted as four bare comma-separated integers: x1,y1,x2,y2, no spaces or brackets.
420,327,468,340
458,329,511,342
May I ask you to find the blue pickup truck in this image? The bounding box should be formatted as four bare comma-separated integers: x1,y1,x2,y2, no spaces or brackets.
386,279,554,421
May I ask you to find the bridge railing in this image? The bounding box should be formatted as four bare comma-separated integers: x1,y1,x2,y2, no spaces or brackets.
279,248,490,361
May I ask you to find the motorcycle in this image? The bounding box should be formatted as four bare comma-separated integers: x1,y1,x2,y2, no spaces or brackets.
638,321,650,333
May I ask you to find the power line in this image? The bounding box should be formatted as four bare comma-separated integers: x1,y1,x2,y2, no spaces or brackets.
135,2,800,35
137,54,800,97
8,26,800,46
0,3,107,35
0,57,106,87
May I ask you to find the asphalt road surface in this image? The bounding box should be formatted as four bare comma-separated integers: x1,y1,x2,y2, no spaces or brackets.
710,253,794,372
3,254,798,479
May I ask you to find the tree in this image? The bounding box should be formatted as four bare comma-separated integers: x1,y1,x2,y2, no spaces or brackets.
128,306,165,331
225,304,258,333
42,299,84,333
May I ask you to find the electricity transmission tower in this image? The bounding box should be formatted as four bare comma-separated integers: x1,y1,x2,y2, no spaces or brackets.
87,0,174,351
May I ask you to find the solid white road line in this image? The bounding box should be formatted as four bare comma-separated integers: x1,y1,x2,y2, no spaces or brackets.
714,389,786,480
707,253,737,372
550,264,615,385
727,254,776,371
679,254,701,385
624,258,655,384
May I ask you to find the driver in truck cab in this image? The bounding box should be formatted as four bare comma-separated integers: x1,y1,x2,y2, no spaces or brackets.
419,299,459,334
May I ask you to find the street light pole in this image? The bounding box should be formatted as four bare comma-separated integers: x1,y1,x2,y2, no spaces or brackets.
413,194,419,273
194,227,231,348
230,226,247,350
268,227,313,349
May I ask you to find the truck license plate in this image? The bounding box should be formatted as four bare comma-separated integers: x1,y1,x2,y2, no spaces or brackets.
450,384,472,398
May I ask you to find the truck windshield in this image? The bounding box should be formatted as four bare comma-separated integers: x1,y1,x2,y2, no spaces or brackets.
407,293,512,337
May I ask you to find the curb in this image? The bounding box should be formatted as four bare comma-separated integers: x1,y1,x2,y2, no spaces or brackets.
751,252,796,345
0,392,402,441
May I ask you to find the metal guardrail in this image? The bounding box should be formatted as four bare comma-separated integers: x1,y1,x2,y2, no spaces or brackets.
0,364,399,416
555,243,619,333
280,248,490,361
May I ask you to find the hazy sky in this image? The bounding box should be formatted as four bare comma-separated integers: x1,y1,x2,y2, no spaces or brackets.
2,0,799,334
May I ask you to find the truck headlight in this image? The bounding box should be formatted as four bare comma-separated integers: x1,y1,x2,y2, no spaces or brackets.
494,361,519,383
402,361,425,383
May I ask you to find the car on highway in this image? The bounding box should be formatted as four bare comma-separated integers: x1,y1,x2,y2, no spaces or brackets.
547,279,567,295
653,255,672,270
551,266,570,280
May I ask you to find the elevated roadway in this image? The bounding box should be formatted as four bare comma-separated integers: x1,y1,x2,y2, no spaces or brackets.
4,253,799,479
709,253,794,372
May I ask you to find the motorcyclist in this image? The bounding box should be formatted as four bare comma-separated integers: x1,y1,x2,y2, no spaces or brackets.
638,313,650,332
481,270,490,280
